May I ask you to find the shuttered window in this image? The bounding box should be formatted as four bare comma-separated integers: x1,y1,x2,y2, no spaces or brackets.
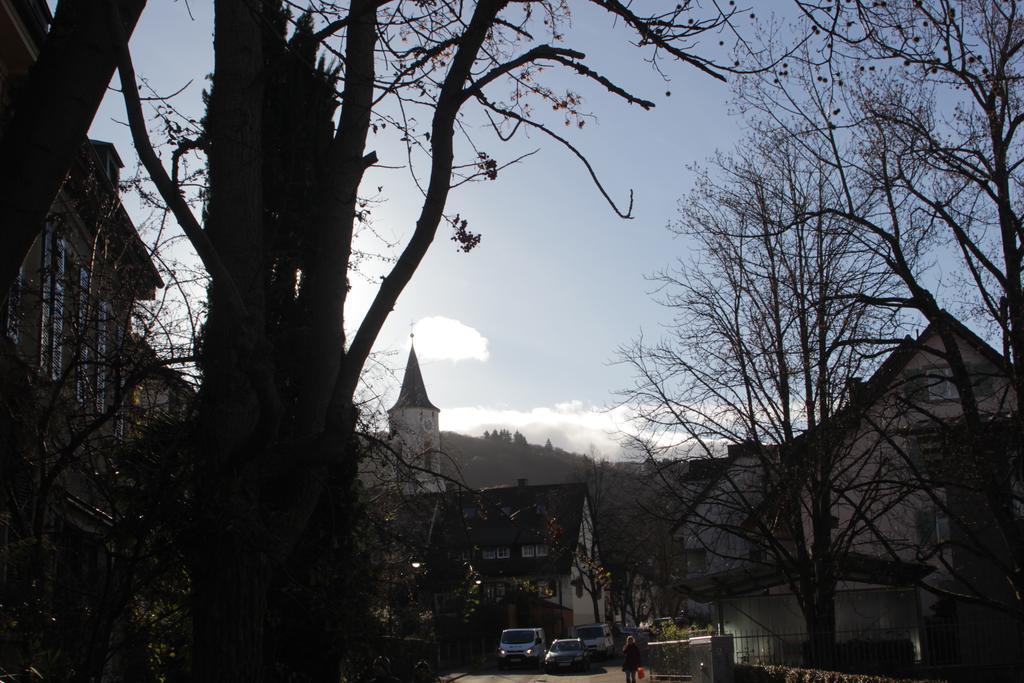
39,225,53,370
96,300,109,411
76,266,91,404
39,225,66,379
3,268,23,343
50,236,65,380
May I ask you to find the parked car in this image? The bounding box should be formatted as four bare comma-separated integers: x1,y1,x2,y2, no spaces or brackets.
544,638,590,673
572,623,615,659
497,627,546,670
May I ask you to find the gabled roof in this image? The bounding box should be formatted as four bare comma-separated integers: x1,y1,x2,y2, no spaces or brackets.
430,482,590,577
854,311,1006,409
389,344,438,412
670,314,1006,535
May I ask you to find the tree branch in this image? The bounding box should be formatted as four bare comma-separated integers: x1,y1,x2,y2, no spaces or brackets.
477,94,635,219
105,0,249,327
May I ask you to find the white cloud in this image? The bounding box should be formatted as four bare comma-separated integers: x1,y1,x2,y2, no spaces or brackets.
412,316,489,363
440,401,637,458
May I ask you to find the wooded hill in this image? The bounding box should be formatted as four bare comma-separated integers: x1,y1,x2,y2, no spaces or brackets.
438,430,589,489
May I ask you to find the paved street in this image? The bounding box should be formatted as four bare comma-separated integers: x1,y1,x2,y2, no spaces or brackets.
447,658,626,683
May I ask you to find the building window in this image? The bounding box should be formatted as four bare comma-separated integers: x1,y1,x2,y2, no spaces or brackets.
496,546,510,559
916,508,951,545
483,582,507,603
482,547,496,560
75,265,90,404
39,225,53,369
114,404,126,442
1014,468,1024,520
51,236,65,381
522,545,535,558
463,506,477,519
39,225,66,379
535,544,548,557
926,368,958,402
95,301,109,410
3,268,23,343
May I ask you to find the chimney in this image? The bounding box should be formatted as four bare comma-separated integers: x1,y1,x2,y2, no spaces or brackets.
517,478,528,488
845,377,864,404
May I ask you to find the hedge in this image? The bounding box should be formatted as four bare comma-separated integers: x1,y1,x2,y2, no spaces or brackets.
804,638,915,675
734,664,948,683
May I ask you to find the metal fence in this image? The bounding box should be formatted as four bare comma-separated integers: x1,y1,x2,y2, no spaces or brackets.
732,628,915,674
726,619,1024,678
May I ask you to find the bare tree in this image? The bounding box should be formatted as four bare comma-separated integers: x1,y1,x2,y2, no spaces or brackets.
95,0,762,678
574,454,613,623
576,455,685,627
619,125,904,666
777,0,1024,615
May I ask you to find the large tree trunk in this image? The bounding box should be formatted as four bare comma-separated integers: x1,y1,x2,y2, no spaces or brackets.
804,593,837,670
191,0,268,680
0,0,146,301
192,534,272,682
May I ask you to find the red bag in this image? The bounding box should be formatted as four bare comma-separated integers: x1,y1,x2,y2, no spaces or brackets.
638,667,646,680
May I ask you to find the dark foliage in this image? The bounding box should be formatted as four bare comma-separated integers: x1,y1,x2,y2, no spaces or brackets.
440,431,586,488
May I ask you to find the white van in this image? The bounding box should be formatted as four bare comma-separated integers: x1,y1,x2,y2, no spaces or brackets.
572,623,614,659
497,627,546,669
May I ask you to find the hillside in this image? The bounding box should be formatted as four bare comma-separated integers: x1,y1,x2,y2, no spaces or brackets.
439,431,588,488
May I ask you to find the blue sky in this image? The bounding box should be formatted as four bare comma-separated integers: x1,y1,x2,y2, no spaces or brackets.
86,1,750,456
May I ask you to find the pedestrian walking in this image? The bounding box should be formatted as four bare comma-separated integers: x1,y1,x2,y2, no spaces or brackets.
367,656,402,683
622,635,641,683
412,659,437,683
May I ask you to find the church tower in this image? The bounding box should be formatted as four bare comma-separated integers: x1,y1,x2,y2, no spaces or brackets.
389,340,444,493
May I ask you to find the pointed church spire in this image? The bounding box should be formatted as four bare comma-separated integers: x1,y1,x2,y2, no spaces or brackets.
390,340,439,412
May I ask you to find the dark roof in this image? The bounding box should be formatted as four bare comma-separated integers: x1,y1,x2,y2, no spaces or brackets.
68,141,163,294
390,345,438,412
88,139,125,170
429,482,590,577
675,553,934,602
